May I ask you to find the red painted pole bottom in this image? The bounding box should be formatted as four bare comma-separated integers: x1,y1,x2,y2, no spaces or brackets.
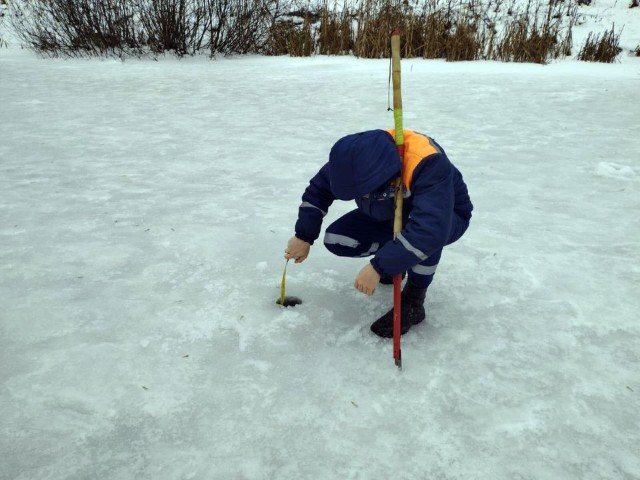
393,273,402,368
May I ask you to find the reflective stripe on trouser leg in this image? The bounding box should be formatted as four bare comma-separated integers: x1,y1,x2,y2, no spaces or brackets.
324,209,393,258
408,249,442,288
324,233,360,249
324,233,381,258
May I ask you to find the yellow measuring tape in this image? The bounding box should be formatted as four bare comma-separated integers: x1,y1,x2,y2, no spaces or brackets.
279,259,289,306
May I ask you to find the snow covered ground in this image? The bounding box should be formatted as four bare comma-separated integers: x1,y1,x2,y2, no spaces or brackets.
1,22,640,480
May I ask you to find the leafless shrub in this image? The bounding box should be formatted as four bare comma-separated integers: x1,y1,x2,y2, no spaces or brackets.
263,18,292,54
317,1,352,55
9,0,276,57
352,0,408,58
5,0,624,64
348,0,574,63
577,25,622,62
210,0,273,56
445,22,481,60
9,0,143,57
264,10,314,56
421,10,451,58
492,0,570,63
134,0,212,56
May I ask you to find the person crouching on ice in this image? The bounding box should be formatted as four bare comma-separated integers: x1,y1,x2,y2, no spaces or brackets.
284,129,473,337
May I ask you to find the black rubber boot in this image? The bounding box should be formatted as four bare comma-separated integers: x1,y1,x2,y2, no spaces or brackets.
379,271,406,285
370,282,427,338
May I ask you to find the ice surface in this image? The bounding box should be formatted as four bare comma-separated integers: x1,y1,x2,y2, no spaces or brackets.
1,40,640,480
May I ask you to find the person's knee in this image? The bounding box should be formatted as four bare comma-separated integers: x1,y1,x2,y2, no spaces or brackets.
324,239,345,256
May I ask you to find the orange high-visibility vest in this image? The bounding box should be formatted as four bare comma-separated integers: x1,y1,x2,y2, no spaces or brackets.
386,129,441,191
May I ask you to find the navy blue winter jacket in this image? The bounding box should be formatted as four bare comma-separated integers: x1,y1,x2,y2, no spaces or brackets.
294,129,473,277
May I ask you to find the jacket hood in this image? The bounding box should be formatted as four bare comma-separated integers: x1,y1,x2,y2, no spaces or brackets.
328,130,401,200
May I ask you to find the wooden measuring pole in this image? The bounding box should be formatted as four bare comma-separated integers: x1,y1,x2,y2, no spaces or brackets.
391,30,405,369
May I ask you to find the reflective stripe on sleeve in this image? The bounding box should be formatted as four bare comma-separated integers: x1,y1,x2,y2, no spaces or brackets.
397,233,428,260
300,202,327,216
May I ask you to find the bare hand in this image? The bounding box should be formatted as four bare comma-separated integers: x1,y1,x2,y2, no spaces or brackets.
285,237,311,263
354,263,381,296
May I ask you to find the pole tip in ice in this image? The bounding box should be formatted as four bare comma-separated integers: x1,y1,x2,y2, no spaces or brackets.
277,296,302,307
394,349,402,370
